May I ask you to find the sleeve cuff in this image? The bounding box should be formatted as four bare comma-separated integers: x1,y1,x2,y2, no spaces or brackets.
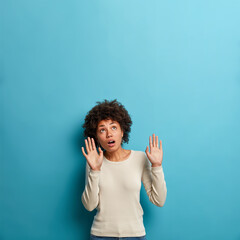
151,165,163,172
89,169,101,176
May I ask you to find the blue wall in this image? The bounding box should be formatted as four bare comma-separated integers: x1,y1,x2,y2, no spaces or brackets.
1,0,240,239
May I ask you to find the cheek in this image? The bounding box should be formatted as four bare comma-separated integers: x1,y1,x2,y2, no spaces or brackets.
98,135,104,142
96,134,103,142
118,132,123,138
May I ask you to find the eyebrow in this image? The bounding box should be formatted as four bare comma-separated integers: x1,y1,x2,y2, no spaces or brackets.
98,122,116,128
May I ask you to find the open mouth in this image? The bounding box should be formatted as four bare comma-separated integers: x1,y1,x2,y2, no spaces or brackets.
107,140,115,147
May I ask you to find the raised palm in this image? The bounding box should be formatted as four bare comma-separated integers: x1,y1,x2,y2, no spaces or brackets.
145,133,163,167
82,137,103,171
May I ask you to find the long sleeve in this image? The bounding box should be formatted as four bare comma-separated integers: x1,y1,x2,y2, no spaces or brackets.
141,155,167,207
81,162,100,211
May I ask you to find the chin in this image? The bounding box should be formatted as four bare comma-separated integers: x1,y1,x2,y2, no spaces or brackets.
106,145,119,151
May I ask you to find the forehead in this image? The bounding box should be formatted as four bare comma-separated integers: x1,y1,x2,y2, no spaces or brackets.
97,119,119,127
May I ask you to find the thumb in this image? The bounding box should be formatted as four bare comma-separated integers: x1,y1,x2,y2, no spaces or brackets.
99,147,103,156
145,146,150,157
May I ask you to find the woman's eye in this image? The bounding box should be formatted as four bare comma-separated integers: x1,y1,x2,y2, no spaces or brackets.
100,126,116,133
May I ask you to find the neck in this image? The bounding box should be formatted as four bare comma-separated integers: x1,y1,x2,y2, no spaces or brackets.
104,146,128,162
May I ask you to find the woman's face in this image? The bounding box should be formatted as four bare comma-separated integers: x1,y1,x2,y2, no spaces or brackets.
96,118,123,151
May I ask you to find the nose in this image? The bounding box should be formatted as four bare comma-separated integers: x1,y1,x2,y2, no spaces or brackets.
106,129,113,138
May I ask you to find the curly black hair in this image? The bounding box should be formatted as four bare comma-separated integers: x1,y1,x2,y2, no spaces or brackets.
82,99,132,149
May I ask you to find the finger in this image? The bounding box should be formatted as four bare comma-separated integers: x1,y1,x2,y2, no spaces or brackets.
160,140,162,150
149,136,152,147
152,133,155,147
82,147,87,158
88,137,92,151
156,135,159,148
91,138,96,151
149,136,153,152
85,139,90,153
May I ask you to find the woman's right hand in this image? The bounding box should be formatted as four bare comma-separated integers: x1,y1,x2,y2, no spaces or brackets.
82,137,103,171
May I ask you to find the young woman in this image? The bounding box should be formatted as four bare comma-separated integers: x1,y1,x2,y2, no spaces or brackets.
81,99,167,240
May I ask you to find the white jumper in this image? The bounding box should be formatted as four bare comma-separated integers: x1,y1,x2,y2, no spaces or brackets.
81,150,167,238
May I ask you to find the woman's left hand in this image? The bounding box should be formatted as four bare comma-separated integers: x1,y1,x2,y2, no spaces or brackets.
145,133,163,167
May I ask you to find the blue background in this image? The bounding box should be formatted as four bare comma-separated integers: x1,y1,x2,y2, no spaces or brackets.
1,0,240,240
